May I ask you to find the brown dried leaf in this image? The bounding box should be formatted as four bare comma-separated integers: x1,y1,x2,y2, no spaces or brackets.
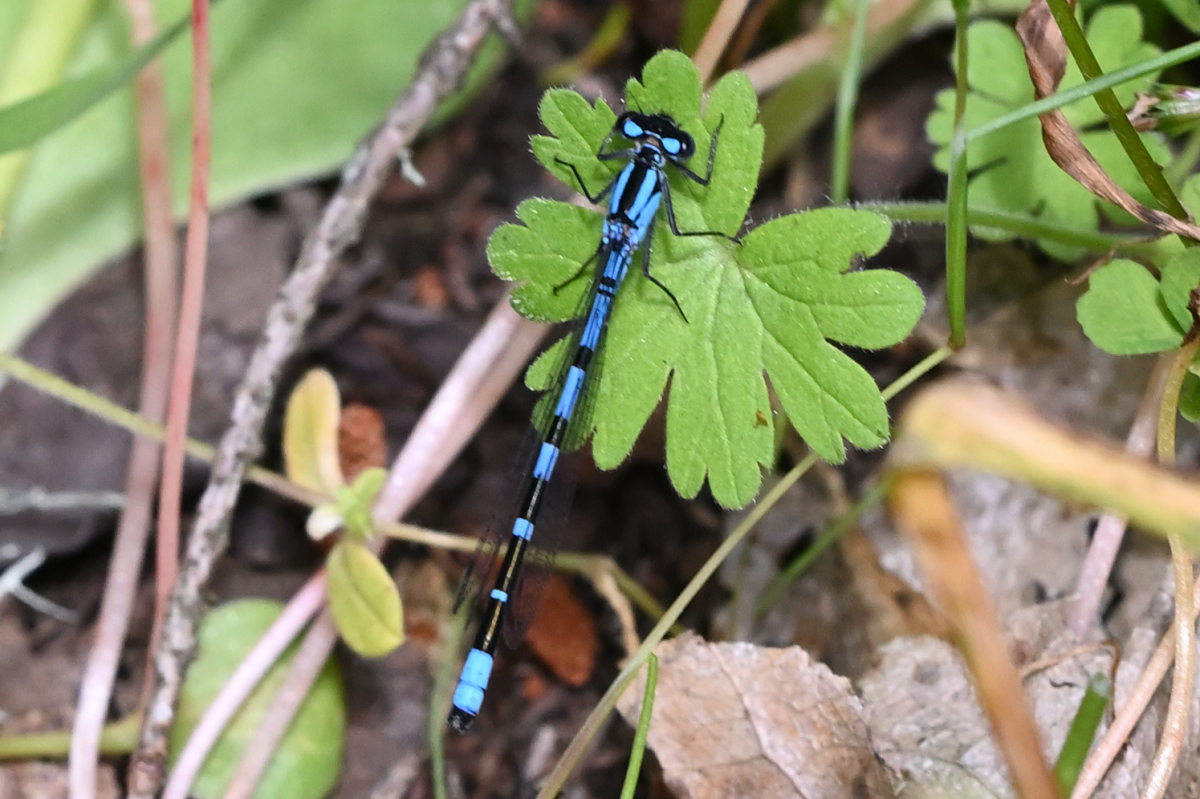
1015,1,1200,241
617,633,894,799
413,265,450,309
396,559,453,648
338,403,387,481
523,575,596,687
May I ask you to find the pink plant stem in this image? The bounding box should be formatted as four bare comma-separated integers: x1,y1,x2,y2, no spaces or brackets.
68,0,179,795
1069,353,1172,636
152,0,210,628
159,575,326,799
219,612,341,799
691,0,750,84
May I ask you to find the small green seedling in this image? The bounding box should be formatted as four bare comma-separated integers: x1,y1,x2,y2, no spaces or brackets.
282,369,403,658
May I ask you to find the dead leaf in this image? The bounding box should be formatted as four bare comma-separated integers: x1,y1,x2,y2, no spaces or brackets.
1015,0,1200,241
617,633,894,799
862,636,1011,796
338,403,387,481
523,575,596,687
838,529,951,646
863,603,1117,798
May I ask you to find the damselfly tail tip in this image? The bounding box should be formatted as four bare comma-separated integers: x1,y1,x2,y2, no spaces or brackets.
447,706,476,733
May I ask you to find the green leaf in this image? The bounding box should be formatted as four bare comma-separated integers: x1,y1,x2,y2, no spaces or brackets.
1180,371,1200,423
0,6,189,154
283,369,345,495
1160,0,1200,33
170,599,344,799
1160,248,1200,332
0,0,526,349
491,53,924,508
335,467,387,542
326,540,403,658
1077,259,1184,354
927,7,1169,260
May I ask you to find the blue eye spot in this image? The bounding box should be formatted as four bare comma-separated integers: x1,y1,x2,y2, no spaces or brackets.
662,137,682,155
623,119,643,138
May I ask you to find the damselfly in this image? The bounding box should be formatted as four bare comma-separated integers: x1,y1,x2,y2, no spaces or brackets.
449,109,727,731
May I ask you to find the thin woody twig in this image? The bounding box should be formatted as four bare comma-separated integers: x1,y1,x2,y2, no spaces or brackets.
126,2,518,796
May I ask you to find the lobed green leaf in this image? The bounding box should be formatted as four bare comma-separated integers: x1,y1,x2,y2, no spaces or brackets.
494,53,924,507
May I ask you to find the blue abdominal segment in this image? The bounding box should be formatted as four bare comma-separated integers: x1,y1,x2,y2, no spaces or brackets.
448,109,725,732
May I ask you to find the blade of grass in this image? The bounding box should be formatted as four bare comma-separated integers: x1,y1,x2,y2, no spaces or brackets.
0,4,191,155
1054,673,1111,795
861,201,1131,251
431,604,469,799
945,0,970,348
829,0,871,204
966,40,1200,145
0,0,99,217
755,478,890,617
618,654,658,799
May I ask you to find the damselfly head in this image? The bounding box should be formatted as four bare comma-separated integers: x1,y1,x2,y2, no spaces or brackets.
615,111,695,161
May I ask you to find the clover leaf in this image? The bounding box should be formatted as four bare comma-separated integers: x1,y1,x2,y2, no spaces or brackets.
927,6,1169,261
490,51,925,508
1077,249,1200,354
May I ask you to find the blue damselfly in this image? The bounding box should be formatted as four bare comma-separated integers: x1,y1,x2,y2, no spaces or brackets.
449,109,726,731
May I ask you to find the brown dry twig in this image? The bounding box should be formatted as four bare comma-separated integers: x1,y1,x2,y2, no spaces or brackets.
126,2,519,795
1015,0,1200,241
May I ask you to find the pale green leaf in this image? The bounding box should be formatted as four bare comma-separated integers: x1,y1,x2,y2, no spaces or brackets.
326,540,403,658
170,599,344,799
282,369,344,494
1077,259,1184,354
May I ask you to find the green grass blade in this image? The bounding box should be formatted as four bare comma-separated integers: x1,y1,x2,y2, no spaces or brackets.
0,6,191,154
1054,672,1112,794
618,654,659,799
